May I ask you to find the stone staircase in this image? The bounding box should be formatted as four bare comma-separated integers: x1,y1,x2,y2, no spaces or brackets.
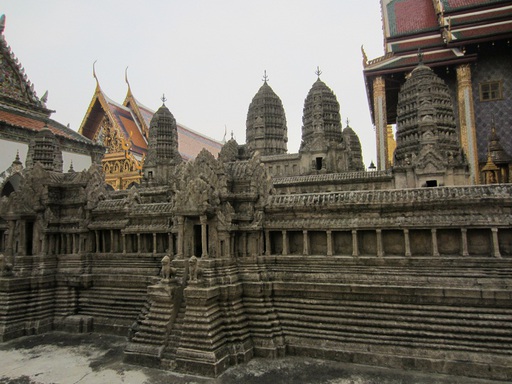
160,301,187,369
124,281,183,367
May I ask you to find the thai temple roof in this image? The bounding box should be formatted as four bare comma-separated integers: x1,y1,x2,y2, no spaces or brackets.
0,14,95,147
365,0,512,73
79,75,222,161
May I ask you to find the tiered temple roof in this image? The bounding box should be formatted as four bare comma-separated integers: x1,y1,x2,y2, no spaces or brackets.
78,73,222,189
0,14,96,148
363,0,512,124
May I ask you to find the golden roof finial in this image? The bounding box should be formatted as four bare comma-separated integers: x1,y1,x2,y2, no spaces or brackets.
93,60,100,88
161,94,167,105
125,66,131,88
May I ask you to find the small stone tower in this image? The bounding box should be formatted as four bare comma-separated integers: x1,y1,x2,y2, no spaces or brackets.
143,99,182,184
394,62,469,187
342,122,365,171
246,73,288,156
26,127,63,172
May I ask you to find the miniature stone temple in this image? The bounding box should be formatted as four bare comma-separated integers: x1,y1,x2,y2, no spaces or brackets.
1,6,512,382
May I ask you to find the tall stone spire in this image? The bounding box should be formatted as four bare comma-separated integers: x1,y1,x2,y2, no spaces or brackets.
393,63,470,187
300,72,342,152
246,72,288,156
394,63,463,167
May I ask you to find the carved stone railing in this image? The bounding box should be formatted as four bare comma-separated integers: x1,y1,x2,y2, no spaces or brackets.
272,170,393,186
268,185,512,209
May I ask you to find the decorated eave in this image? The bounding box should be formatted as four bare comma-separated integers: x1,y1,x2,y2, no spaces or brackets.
78,82,148,156
363,49,477,124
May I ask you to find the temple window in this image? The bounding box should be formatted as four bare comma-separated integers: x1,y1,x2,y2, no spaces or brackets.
479,81,503,101
316,157,323,170
426,180,438,187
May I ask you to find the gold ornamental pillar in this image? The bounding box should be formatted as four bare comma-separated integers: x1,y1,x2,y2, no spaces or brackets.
373,76,389,170
456,64,479,183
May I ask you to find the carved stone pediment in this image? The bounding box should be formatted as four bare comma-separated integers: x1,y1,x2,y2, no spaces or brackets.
413,149,445,173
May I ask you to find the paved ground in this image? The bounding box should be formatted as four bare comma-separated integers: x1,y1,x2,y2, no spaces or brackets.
0,333,508,384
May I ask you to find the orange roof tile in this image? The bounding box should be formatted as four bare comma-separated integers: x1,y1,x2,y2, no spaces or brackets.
0,109,92,144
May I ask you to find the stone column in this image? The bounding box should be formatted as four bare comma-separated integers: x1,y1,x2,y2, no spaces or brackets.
122,234,126,254
456,64,479,183
137,233,141,253
41,234,47,255
168,233,174,256
241,232,247,257
404,229,411,257
153,233,157,254
326,230,333,256
303,230,309,256
282,230,288,256
373,76,389,170
265,230,271,256
200,215,208,258
352,230,358,257
376,229,384,257
461,228,469,256
431,229,440,257
177,216,184,258
48,235,54,255
95,231,100,253
6,220,15,256
491,228,501,258
110,230,114,253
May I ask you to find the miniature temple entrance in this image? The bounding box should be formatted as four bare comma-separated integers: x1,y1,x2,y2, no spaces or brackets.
183,216,209,258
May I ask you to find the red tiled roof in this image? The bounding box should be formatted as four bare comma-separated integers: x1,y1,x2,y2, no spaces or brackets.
387,0,438,37
177,125,222,160
0,109,92,143
451,20,512,41
442,0,506,11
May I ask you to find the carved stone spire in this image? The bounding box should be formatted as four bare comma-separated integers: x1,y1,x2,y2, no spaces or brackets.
246,74,287,156
143,101,182,183
394,63,462,167
300,75,342,152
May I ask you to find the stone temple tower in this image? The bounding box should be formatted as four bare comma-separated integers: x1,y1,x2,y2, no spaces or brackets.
300,71,343,152
143,100,183,184
246,73,288,156
393,62,469,188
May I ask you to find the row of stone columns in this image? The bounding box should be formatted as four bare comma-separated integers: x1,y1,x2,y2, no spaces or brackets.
266,228,502,258
46,233,81,255
91,230,172,255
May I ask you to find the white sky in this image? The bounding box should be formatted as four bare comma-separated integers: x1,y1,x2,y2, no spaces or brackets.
2,1,385,166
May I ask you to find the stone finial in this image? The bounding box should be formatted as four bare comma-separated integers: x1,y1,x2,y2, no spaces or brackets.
0,15,5,34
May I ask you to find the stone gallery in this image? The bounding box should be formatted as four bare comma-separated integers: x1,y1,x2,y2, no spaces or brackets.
1,1,512,381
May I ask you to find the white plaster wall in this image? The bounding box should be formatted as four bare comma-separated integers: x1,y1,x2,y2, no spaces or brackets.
0,138,28,171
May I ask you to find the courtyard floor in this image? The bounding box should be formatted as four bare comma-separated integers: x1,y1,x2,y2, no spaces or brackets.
0,332,508,384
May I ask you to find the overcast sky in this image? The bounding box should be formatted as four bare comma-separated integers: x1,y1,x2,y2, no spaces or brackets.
3,1,385,166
